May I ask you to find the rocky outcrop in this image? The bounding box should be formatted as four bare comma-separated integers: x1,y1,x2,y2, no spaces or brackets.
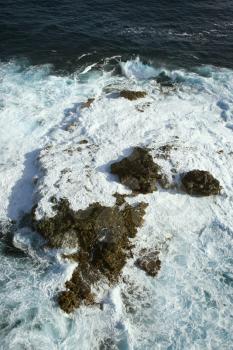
182,170,221,196
119,90,147,100
110,147,163,193
135,251,161,277
32,198,148,313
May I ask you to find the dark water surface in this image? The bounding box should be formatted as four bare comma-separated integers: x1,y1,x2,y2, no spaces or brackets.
0,0,233,71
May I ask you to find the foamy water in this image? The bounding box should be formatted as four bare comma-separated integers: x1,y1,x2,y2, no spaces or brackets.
0,58,233,349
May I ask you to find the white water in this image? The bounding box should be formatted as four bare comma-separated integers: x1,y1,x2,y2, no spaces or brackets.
0,58,233,349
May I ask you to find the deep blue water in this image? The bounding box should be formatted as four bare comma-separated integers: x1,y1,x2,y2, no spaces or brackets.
0,0,233,71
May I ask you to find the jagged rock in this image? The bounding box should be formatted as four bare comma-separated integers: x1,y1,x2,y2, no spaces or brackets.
32,198,148,313
119,90,147,101
111,147,163,193
135,251,161,277
182,170,221,196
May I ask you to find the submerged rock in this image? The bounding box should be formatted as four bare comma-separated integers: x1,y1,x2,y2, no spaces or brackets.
111,147,162,193
135,251,161,277
119,90,147,101
155,72,174,88
82,98,95,109
32,198,148,313
182,170,221,196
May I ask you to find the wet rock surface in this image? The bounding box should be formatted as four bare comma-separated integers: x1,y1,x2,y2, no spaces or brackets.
111,147,163,193
135,251,161,277
182,170,221,196
32,198,148,313
119,90,147,100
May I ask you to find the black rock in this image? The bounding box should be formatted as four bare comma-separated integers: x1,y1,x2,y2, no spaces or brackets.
182,170,221,196
111,147,162,194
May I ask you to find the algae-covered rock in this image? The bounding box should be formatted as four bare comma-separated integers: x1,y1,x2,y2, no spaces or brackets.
111,147,162,193
32,198,148,313
135,251,161,277
119,90,147,101
182,170,221,196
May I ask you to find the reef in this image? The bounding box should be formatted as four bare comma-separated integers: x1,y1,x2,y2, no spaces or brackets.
110,147,163,193
32,198,148,313
182,170,221,196
119,90,147,100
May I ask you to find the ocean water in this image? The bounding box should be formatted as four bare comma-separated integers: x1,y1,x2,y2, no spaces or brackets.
0,1,233,349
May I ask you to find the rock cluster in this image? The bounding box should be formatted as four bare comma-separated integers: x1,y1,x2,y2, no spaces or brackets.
27,146,222,313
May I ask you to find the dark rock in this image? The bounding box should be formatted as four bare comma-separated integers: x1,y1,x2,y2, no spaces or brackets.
182,170,221,196
58,290,80,314
135,251,161,277
119,90,147,101
78,139,89,144
99,338,118,350
111,147,162,193
113,192,127,206
155,72,174,88
32,198,148,313
156,144,173,160
82,98,95,109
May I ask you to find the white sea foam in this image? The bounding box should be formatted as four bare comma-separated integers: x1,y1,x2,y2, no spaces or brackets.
0,58,233,349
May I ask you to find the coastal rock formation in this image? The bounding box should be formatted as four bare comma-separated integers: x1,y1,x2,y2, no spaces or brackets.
120,90,147,100
110,147,163,193
32,198,148,313
135,251,161,277
182,170,221,196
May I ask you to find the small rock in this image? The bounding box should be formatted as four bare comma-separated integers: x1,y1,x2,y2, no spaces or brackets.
120,90,147,101
135,251,161,277
82,98,95,109
182,170,221,196
78,139,89,144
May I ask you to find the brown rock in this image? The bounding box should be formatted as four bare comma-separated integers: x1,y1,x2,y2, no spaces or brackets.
135,251,161,277
119,90,147,101
182,170,221,196
32,198,148,312
82,98,95,108
111,147,162,193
